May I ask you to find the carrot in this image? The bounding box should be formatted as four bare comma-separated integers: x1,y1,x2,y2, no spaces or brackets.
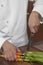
16,52,22,55
16,52,22,61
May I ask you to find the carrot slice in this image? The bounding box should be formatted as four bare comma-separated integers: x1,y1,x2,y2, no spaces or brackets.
16,52,22,55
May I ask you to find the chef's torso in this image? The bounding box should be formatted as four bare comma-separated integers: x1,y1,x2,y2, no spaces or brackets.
0,0,28,47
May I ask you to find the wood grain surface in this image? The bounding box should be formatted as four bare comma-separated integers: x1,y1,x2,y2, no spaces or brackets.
0,57,41,65
0,46,41,65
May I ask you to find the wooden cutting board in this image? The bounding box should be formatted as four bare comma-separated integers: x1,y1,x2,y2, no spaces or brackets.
0,57,8,65
0,57,41,65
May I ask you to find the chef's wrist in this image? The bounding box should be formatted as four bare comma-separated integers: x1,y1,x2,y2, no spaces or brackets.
32,11,40,17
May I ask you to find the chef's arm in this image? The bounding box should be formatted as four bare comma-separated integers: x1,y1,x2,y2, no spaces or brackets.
0,32,20,61
32,0,43,17
28,0,43,33
0,30,12,49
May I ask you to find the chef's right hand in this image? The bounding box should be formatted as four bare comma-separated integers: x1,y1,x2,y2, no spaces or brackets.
2,41,20,61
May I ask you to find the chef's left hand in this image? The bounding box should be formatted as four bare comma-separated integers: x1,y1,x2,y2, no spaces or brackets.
28,11,40,33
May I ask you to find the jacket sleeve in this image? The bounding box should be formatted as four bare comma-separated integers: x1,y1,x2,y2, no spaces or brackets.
0,30,12,49
0,37,6,48
33,0,43,17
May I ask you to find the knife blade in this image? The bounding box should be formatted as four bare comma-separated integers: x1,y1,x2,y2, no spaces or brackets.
27,33,35,51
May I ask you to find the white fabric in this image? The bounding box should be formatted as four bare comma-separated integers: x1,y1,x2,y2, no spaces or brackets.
0,0,43,48
33,0,43,17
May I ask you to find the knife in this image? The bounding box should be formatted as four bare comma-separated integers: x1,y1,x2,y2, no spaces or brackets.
27,33,35,51
16,33,35,61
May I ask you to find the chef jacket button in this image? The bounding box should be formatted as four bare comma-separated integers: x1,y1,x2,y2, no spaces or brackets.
6,21,8,23
1,4,4,7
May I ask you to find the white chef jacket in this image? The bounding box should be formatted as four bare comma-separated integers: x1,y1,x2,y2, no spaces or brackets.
0,0,43,48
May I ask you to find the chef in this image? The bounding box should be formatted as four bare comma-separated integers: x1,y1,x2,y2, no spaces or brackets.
0,0,43,61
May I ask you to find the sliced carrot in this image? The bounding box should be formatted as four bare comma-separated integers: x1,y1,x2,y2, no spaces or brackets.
16,58,22,61
16,52,23,61
16,52,22,55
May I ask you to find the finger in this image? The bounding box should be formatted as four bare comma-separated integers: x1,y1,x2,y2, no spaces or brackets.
5,52,11,61
30,27,36,33
8,52,14,61
4,55,8,60
4,52,10,61
4,49,14,61
10,47,16,60
7,48,15,61
30,24,40,33
2,48,9,60
34,24,40,32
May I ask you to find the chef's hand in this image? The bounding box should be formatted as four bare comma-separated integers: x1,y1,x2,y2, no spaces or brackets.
2,41,20,61
28,11,40,33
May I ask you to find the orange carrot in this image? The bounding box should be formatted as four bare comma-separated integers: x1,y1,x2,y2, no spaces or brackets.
16,52,22,55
